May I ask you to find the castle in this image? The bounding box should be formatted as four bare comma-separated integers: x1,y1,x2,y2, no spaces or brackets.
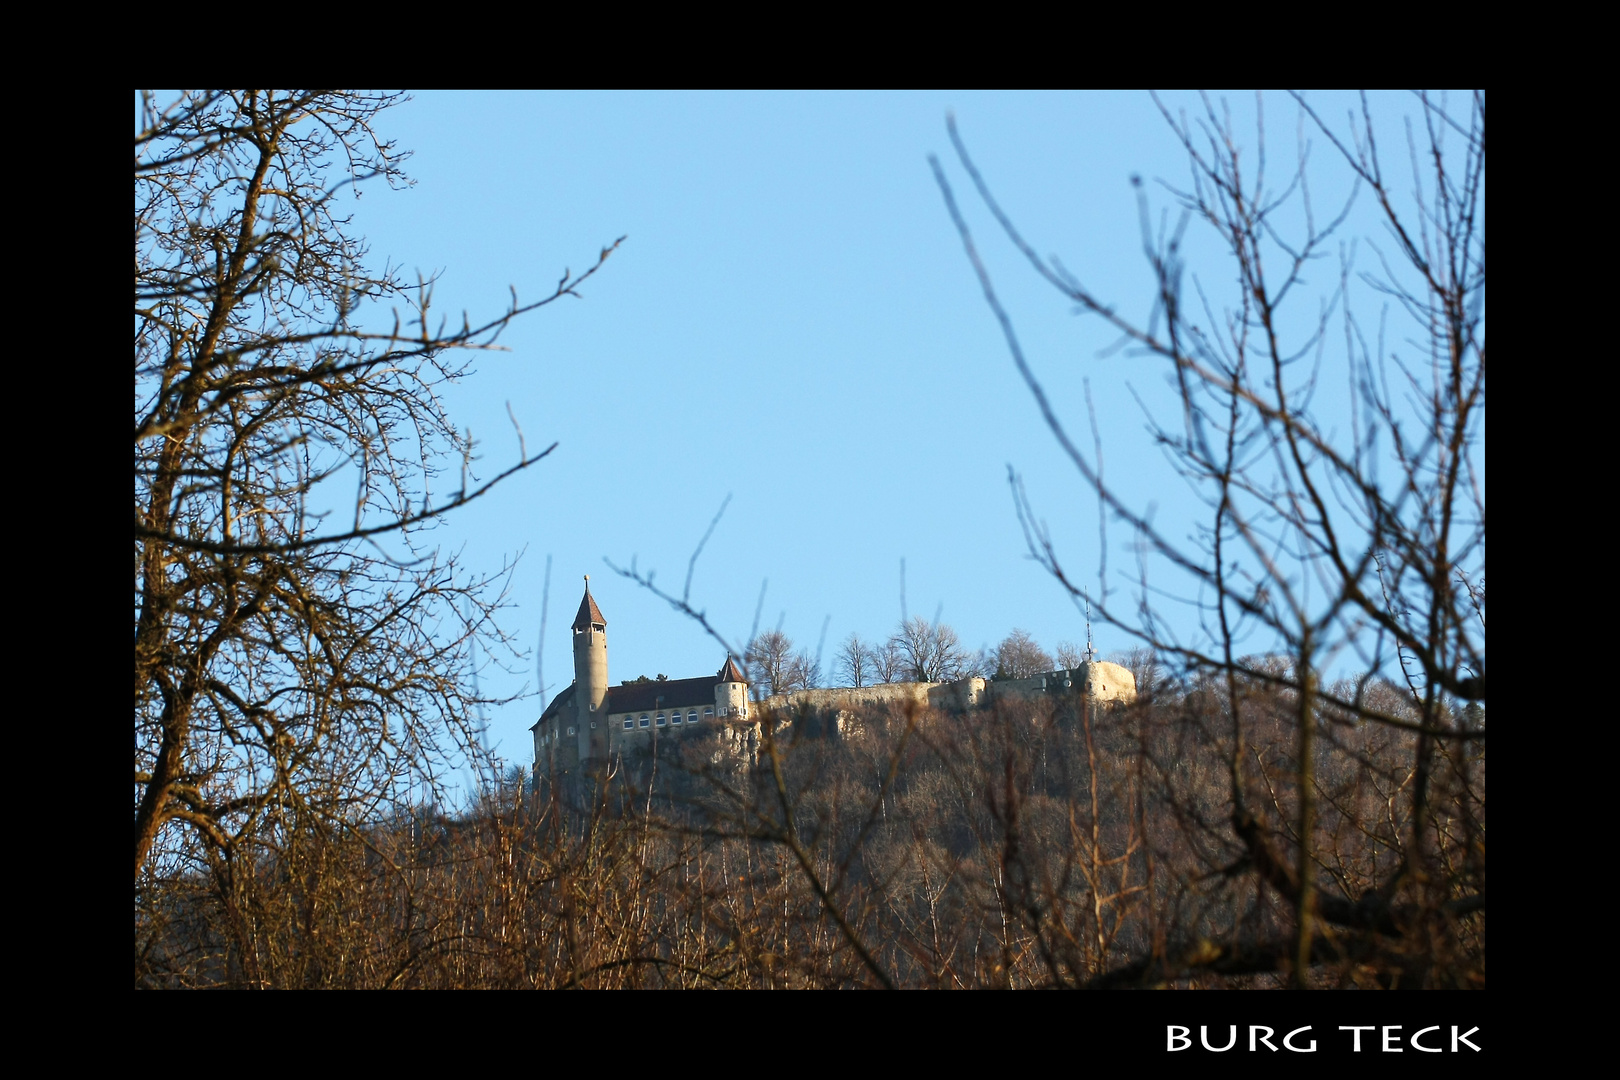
533,578,1136,774
531,578,751,775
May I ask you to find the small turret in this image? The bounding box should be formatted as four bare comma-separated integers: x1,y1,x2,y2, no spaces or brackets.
715,655,749,718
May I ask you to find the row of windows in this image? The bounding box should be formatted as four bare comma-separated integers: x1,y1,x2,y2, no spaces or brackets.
623,706,713,730
543,702,747,744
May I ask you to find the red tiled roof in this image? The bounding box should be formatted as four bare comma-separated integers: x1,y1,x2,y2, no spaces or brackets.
607,676,719,714
571,585,606,631
718,656,748,684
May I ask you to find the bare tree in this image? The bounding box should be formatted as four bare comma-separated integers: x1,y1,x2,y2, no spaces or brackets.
934,91,1485,987
747,630,796,697
834,632,874,688
787,648,821,692
890,617,970,683
869,639,908,684
993,629,1055,679
1053,641,1085,669
134,91,621,883
1117,647,1163,700
960,646,994,680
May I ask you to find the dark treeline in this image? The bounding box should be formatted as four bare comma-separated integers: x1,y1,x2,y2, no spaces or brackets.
135,670,1483,989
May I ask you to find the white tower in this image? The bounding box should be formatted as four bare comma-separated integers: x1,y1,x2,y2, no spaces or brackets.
572,576,609,762
715,656,749,718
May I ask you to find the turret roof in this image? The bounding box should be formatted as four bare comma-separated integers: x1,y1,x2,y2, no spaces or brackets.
572,582,606,631
718,656,748,684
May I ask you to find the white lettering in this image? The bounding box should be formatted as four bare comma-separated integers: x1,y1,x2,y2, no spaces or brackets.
1452,1027,1481,1053
1383,1026,1403,1052
1167,1027,1191,1052
1283,1026,1316,1052
1250,1027,1277,1052
1411,1026,1442,1053
1201,1026,1237,1052
1340,1026,1375,1052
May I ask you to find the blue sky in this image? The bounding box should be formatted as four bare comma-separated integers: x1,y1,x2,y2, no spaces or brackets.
334,90,1441,771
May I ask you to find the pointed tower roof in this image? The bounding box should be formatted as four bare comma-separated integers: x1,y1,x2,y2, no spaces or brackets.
572,576,606,631
718,656,748,684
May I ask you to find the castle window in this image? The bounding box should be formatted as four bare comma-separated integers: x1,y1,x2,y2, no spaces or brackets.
639,715,649,728
623,719,633,730
568,727,575,735
704,706,714,717
656,713,666,726
671,712,682,724
687,710,698,722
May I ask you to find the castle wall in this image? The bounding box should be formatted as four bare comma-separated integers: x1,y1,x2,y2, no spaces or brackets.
761,681,936,716
756,663,1135,723
532,683,582,776
1070,660,1136,704
981,662,1135,705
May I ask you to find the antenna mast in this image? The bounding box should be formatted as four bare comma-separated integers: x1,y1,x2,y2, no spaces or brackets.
1085,599,1097,663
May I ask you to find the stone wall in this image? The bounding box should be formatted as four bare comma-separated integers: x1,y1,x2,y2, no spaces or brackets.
758,660,1135,721
984,661,1136,706
760,681,935,716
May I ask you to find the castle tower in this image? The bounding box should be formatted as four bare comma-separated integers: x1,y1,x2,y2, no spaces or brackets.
715,655,749,718
572,576,609,762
